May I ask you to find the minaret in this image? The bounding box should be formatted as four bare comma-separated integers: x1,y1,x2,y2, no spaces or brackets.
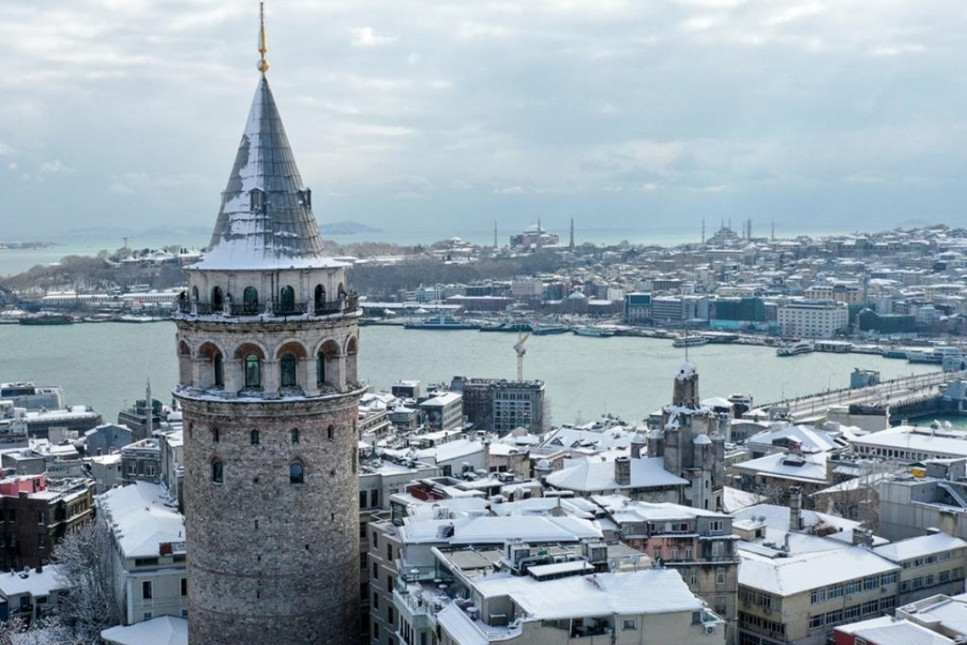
493,220,498,249
145,379,153,438
537,217,543,249
701,218,706,244
174,8,363,644
569,217,575,249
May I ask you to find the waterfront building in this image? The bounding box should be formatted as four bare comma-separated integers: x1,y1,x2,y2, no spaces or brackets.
776,300,849,338
0,474,93,570
623,292,652,323
171,16,365,644
98,482,187,626
452,377,545,434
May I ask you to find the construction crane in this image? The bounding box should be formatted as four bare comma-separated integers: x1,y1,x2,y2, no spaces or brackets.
514,331,531,381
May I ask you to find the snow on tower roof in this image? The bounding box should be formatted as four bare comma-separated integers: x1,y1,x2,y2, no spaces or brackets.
675,362,695,381
195,76,336,271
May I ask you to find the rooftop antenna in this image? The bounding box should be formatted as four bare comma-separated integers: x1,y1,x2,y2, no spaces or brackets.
257,1,270,75
514,330,531,381
145,379,153,437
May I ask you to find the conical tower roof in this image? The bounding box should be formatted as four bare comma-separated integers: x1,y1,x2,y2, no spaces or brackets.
195,76,333,270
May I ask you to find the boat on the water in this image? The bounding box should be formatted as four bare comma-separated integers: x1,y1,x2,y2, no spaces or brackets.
573,326,614,338
907,346,965,364
531,323,571,336
404,314,479,330
777,340,814,357
19,313,73,325
672,336,709,348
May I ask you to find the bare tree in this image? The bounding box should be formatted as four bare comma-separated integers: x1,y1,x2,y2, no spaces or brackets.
0,617,72,645
52,519,121,645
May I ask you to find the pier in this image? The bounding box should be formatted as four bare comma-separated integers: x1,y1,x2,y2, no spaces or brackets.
762,370,967,425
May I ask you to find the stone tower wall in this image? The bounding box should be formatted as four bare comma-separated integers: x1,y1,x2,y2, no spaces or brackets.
179,392,363,645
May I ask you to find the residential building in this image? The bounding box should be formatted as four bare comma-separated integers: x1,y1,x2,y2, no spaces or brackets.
0,564,66,623
872,532,967,605
119,437,162,485
0,474,94,570
419,392,464,431
98,481,187,626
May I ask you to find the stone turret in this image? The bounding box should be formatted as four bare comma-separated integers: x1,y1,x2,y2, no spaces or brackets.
173,14,363,645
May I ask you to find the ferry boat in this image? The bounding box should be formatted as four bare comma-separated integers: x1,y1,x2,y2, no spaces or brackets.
907,346,965,364
672,336,709,348
777,340,814,357
19,313,73,325
531,323,571,335
573,326,614,338
403,314,479,330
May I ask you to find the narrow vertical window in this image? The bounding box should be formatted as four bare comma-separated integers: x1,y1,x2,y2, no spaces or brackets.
212,286,224,311
245,355,261,388
280,353,297,387
212,427,220,443
291,428,300,444
250,429,260,446
280,286,295,313
212,461,223,483
317,352,326,386
327,425,334,441
243,286,259,314
213,353,224,387
290,462,304,484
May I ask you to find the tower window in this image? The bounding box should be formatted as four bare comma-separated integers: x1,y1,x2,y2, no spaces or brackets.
212,427,220,443
316,352,326,386
250,188,265,212
280,353,297,387
250,429,260,446
244,355,261,388
291,428,300,444
290,462,304,484
212,286,224,311
280,286,296,313
212,461,224,483
314,284,326,313
213,353,224,387
242,286,259,314
327,425,334,441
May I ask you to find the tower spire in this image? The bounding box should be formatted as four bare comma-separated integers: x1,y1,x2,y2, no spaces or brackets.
257,2,270,75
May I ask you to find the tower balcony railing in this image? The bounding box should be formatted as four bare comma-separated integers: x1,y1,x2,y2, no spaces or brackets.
175,294,359,317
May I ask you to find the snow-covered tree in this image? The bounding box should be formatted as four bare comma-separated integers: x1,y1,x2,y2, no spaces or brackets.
52,519,121,645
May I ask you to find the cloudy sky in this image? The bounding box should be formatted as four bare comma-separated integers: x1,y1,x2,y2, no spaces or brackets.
2,1,966,245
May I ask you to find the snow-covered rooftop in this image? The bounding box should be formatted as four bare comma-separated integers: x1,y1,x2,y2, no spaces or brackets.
97,481,185,559
101,615,188,645
545,457,688,493
874,532,967,563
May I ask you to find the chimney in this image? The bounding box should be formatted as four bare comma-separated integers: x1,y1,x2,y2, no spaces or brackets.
851,527,874,547
615,457,631,486
789,486,803,531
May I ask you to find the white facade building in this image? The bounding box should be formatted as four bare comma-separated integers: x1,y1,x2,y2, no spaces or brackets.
776,300,850,338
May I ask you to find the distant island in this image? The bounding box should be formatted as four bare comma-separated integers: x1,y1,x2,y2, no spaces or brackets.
0,241,58,250
325,220,382,235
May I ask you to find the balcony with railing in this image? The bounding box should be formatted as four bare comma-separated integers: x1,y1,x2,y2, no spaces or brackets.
174,294,359,319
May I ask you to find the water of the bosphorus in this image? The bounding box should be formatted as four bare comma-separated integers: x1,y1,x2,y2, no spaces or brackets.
1,322,956,427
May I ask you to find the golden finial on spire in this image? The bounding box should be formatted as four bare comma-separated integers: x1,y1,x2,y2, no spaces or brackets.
257,1,270,75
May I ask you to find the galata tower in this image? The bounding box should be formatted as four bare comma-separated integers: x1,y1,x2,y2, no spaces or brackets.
173,7,364,644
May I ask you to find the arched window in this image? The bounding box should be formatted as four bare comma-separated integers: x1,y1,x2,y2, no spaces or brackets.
212,461,224,483
250,429,260,445
289,462,304,484
280,286,295,313
327,425,334,441
314,285,326,313
244,355,261,388
191,286,199,302
213,353,224,387
243,287,259,314
212,286,224,311
212,427,220,443
280,353,297,387
291,428,300,444
250,188,265,212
